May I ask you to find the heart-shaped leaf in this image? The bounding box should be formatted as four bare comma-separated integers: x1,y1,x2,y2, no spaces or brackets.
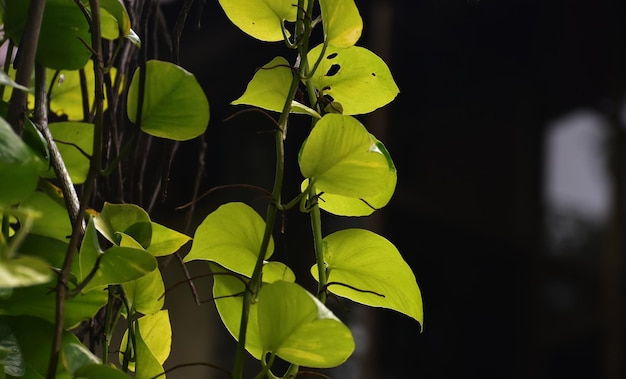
319,0,362,47
307,44,399,115
299,114,396,199
218,0,306,42
184,202,274,277
311,229,423,327
127,60,209,141
232,56,316,116
257,281,354,368
120,310,170,377
123,269,165,315
94,202,152,248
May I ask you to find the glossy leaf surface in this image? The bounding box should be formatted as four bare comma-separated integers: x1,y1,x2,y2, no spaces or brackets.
257,281,354,368
311,229,423,326
299,114,396,199
218,0,305,41
307,44,399,115
319,0,362,47
0,256,52,288
94,202,152,248
127,60,209,141
5,0,91,70
184,202,274,277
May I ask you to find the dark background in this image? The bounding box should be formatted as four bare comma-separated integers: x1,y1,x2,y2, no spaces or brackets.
146,0,626,378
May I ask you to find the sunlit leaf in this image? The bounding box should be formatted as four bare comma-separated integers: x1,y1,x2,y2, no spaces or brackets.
5,0,91,70
98,0,132,36
184,202,274,277
300,137,396,216
94,202,152,248
299,114,395,199
218,0,306,42
81,246,157,293
0,117,38,206
127,60,209,141
146,222,190,257
319,0,362,47
232,56,314,116
120,310,170,378
211,263,263,359
257,281,354,368
262,261,295,283
307,44,399,115
311,229,423,327
123,269,165,315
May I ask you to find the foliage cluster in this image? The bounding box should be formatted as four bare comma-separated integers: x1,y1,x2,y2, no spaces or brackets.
0,0,423,378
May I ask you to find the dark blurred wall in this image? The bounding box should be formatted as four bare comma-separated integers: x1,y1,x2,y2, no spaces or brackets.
152,0,626,378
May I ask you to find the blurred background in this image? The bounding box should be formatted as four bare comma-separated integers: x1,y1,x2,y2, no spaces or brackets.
139,0,626,378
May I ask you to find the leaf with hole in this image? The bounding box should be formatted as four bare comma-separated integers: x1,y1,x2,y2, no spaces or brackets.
311,229,423,327
127,60,209,141
257,281,354,368
184,202,274,277
319,0,362,47
307,44,399,115
299,114,396,200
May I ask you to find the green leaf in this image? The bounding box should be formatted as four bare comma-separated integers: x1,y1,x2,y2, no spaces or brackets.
262,261,295,283
48,61,118,120
184,202,274,277
145,222,190,257
218,0,305,42
61,343,100,375
18,192,71,242
81,246,157,293
15,234,68,271
0,284,107,329
0,323,24,377
98,0,132,37
75,364,131,379
320,0,362,48
127,60,209,141
300,136,396,216
5,0,91,70
211,263,263,359
39,122,93,184
123,269,165,315
2,316,78,379
311,229,423,327
307,44,399,115
257,281,354,368
0,256,52,289
299,114,396,199
120,311,170,378
232,56,315,116
94,203,152,248
0,117,38,206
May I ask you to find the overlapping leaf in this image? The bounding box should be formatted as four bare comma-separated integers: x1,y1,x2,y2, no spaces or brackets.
184,202,273,277
0,117,39,206
319,0,362,47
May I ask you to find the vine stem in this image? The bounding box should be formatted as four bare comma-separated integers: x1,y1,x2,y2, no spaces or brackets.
7,0,46,134
231,7,306,374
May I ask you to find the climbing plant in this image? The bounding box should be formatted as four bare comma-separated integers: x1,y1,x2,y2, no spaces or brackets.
0,0,423,378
